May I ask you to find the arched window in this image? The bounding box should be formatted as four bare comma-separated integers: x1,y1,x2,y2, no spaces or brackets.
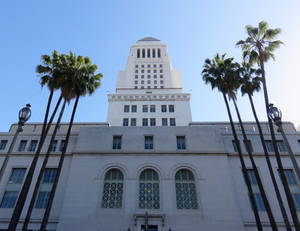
157,48,161,58
175,169,198,209
139,169,160,209
102,169,124,208
147,48,151,58
142,49,145,58
152,48,156,58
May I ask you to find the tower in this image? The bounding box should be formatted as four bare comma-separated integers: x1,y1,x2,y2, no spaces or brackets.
107,37,192,126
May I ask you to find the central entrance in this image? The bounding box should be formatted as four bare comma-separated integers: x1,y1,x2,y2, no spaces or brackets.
141,225,158,231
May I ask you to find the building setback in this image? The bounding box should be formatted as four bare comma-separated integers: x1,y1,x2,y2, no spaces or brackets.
0,37,300,231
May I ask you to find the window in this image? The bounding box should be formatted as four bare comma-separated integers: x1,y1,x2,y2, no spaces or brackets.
150,105,155,112
139,169,159,209
175,169,198,209
147,70,151,73
161,105,167,112
160,69,163,73
0,140,8,150
131,118,136,126
134,86,138,89
0,168,26,208
135,69,138,73
135,75,138,79
147,80,151,84
142,49,145,58
162,118,168,126
265,140,287,153
144,136,153,149
141,75,144,79
113,136,122,149
131,105,137,113
141,65,144,68
35,168,57,208
154,86,157,89
135,80,138,84
123,118,129,127
28,140,38,152
142,118,148,127
60,140,66,152
153,69,157,73
158,49,161,58
49,140,57,152
150,118,156,126
137,49,140,58
160,75,163,78
170,118,176,126
18,140,27,152
152,48,156,58
102,169,124,208
169,105,175,112
147,64,151,68
124,105,130,113
232,140,238,152
153,64,157,68
147,49,151,58
147,86,151,89
243,140,253,153
154,75,157,79
154,80,157,84
147,75,151,79
136,64,138,68
177,136,186,150
141,69,144,73
160,80,163,84
142,105,148,112
247,169,265,211
283,169,300,210
159,64,163,68
141,80,144,84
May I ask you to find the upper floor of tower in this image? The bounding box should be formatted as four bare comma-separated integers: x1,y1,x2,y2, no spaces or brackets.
115,37,183,94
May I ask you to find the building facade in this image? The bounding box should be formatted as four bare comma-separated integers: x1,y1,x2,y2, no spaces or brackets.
0,38,300,231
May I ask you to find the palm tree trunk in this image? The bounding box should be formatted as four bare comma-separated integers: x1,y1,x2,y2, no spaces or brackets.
249,94,291,230
22,99,66,231
40,95,80,231
8,95,63,231
258,51,300,230
233,99,277,230
223,93,263,231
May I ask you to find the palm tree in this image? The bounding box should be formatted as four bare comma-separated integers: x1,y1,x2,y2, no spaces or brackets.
240,62,291,230
39,53,102,231
202,53,263,231
237,21,300,230
8,51,65,231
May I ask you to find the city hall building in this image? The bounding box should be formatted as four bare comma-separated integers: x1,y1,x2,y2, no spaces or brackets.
0,37,300,231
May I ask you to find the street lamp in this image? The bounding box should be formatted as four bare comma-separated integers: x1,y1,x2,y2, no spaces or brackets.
0,104,31,181
268,103,300,182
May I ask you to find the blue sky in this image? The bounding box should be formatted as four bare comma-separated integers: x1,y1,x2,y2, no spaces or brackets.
0,0,300,131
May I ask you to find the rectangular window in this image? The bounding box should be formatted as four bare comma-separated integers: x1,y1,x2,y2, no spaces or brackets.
150,105,155,112
123,118,129,126
0,140,8,150
169,105,175,112
265,140,287,153
0,168,26,208
112,136,122,149
247,169,265,211
161,105,167,112
150,118,156,126
143,105,148,112
145,136,153,150
177,136,186,150
243,140,253,153
35,168,57,208
18,140,27,152
60,140,66,152
28,140,38,152
170,118,176,126
162,118,168,126
131,105,137,113
124,105,130,113
131,118,136,126
283,169,300,210
232,140,238,152
49,140,57,152
142,118,148,127
160,69,163,73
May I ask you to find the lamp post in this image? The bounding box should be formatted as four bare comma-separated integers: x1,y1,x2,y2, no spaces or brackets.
0,104,31,181
268,103,300,182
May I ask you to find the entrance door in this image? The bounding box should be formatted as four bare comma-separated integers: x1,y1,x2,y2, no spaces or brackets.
141,225,158,231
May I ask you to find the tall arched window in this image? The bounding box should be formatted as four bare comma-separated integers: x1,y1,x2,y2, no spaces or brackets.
102,169,123,208
139,169,160,209
175,169,198,209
